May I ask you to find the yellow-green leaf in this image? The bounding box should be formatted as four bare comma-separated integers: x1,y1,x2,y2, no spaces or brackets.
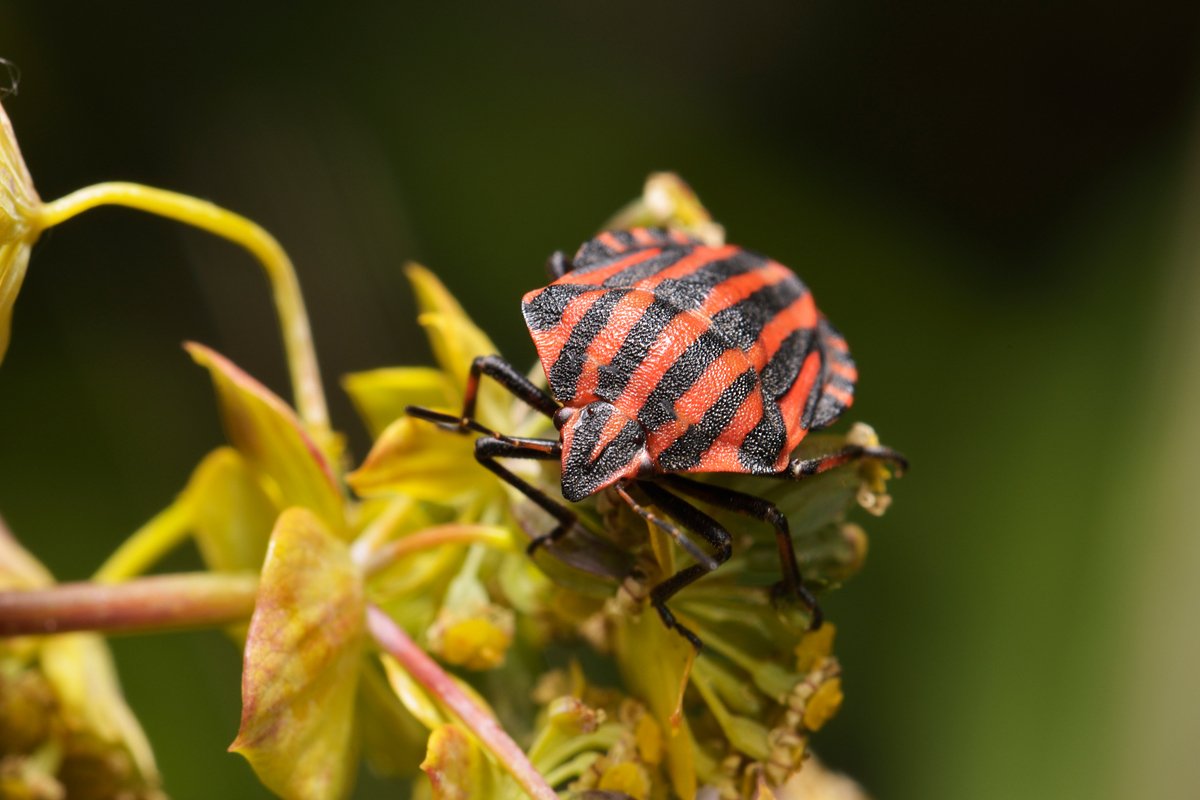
342,366,455,438
231,507,365,800
614,609,698,800
347,416,498,503
187,342,345,534
186,447,279,573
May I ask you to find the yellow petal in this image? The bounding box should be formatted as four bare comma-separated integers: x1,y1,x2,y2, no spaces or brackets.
802,679,843,732
187,343,345,534
342,366,455,438
230,508,365,800
602,172,725,246
0,99,40,366
794,624,837,675
421,723,497,800
347,415,497,503
0,240,30,364
404,264,507,426
186,447,279,573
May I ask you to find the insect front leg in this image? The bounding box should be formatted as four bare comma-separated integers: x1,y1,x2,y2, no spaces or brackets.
407,354,558,439
473,436,576,553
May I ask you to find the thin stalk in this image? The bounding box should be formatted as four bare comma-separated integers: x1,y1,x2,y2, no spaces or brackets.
92,498,193,584
0,572,259,636
363,524,515,578
33,182,329,437
365,604,557,800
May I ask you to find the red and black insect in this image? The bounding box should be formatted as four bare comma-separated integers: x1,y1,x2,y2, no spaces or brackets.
408,227,905,648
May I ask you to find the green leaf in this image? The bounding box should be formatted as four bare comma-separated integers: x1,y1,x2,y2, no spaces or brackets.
342,366,455,438
187,342,345,535
231,507,365,800
186,447,279,573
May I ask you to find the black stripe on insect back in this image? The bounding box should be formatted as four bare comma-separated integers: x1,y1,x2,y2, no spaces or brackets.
658,368,760,472
596,296,679,402
637,329,730,429
737,403,789,472
800,319,855,431
547,288,629,401
709,276,807,352
596,252,769,402
760,326,816,399
652,249,767,308
521,283,597,332
561,406,646,500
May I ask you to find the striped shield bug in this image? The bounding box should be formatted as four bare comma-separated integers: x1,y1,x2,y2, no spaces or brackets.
408,227,906,648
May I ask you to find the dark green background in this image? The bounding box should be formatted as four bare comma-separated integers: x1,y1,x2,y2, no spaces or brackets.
2,3,1199,798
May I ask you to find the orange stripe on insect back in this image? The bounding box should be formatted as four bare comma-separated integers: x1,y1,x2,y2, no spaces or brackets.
638,244,741,289
614,311,709,415
697,388,765,472
559,247,663,286
531,289,606,369
824,384,854,407
779,350,823,451
748,292,817,369
574,290,657,400
653,349,745,451
698,262,792,317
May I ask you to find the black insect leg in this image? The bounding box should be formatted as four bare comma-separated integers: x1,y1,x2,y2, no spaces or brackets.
546,250,574,279
635,481,734,650
473,436,577,554
786,444,909,479
613,482,718,571
658,475,822,630
406,354,558,442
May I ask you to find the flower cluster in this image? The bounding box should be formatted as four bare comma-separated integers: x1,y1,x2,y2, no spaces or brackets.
0,93,899,800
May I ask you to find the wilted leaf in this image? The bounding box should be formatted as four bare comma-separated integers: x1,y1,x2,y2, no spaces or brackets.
0,241,30,364
231,508,364,800
0,99,39,366
342,366,455,438
187,343,345,534
185,447,278,573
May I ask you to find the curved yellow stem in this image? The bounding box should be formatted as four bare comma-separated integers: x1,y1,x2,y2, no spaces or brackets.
33,182,329,436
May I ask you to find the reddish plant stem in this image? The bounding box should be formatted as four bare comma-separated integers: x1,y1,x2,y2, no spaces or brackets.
0,572,259,636
365,604,557,800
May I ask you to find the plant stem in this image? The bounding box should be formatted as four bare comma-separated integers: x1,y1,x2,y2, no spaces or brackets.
0,572,258,636
365,604,557,800
33,182,329,438
363,523,515,578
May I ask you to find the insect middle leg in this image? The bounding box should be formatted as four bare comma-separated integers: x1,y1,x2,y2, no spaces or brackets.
659,475,822,630
473,436,576,554
634,480,734,650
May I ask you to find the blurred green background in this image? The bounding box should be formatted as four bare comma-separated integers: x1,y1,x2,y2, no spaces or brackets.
2,2,1199,798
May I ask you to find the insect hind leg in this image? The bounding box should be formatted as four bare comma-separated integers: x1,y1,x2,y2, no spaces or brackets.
659,475,822,630
546,250,574,279
786,444,908,478
635,481,734,651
